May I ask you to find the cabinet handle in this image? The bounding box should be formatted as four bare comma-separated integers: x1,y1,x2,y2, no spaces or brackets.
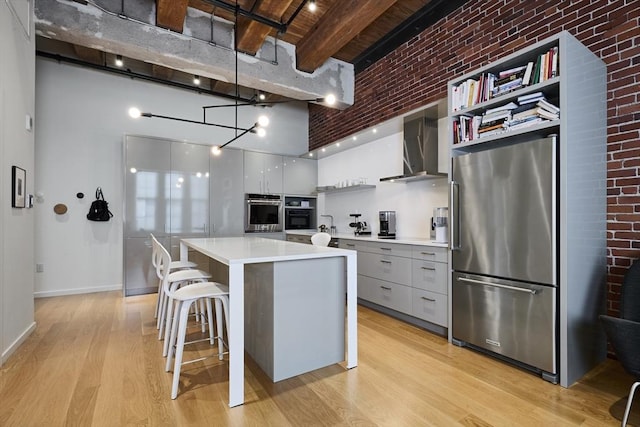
380,286,392,290
421,252,435,256
380,260,392,264
421,266,436,271
421,296,436,302
346,243,355,247
381,247,392,251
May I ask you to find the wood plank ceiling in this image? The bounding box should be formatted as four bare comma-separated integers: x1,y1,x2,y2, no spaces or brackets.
39,0,459,100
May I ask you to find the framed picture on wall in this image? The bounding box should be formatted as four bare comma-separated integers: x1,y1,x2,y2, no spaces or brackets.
12,166,26,208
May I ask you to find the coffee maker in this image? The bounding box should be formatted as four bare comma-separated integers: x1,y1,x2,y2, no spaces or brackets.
431,207,448,243
378,211,396,239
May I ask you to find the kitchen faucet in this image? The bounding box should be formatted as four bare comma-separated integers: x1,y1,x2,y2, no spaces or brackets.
321,214,336,235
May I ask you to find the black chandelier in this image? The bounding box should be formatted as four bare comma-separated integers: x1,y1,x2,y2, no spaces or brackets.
128,0,333,155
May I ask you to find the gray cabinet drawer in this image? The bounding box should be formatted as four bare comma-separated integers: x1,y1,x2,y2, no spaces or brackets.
286,234,311,244
411,259,447,294
412,289,447,326
357,240,413,258
358,275,412,314
358,251,411,286
411,246,447,263
339,239,358,250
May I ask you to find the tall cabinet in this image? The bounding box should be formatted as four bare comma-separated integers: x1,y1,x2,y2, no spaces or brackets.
447,31,607,387
124,135,210,296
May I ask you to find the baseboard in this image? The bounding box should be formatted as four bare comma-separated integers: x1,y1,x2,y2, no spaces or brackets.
1,321,37,365
34,284,122,298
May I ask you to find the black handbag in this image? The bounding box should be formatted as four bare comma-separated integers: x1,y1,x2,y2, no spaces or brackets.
87,187,113,221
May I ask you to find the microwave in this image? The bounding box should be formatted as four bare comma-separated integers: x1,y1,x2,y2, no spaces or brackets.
245,193,283,232
285,208,314,230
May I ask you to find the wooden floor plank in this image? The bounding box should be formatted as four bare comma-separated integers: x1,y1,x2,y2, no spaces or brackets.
0,291,636,426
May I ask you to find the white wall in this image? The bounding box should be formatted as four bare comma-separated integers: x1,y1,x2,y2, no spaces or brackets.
34,58,309,296
317,132,448,238
1,2,36,365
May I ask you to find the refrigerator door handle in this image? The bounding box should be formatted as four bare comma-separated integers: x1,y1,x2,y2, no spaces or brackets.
458,276,538,295
450,180,460,250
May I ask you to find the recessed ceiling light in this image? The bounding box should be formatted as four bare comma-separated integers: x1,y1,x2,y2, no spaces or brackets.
325,94,336,105
352,136,357,141
372,128,377,133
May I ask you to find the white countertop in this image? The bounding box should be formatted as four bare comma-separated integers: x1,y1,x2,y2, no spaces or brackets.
285,230,449,248
182,236,355,265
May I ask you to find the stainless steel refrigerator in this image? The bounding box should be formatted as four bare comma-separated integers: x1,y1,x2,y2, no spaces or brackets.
451,135,558,382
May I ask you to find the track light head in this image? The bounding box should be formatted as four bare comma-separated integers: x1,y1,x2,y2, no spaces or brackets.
308,0,317,12
115,55,123,67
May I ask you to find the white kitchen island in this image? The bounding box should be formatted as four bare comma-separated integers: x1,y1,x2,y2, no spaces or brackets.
179,236,358,407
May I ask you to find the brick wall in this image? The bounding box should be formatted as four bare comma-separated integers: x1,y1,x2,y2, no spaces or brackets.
309,0,640,319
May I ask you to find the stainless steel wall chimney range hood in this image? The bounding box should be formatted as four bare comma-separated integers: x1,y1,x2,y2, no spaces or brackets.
380,107,447,182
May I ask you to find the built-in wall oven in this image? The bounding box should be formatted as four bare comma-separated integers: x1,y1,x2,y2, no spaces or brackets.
285,208,314,230
245,193,283,232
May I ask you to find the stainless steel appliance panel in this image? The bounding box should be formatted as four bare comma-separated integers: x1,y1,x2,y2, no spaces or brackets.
451,137,556,286
245,193,283,232
452,272,556,374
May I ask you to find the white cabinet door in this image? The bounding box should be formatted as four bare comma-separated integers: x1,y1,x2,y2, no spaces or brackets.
244,151,283,194
170,142,210,236
263,153,283,194
283,157,317,195
211,148,244,237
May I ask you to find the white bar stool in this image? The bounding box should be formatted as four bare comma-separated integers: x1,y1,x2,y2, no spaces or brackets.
150,234,197,321
157,244,229,399
154,241,212,357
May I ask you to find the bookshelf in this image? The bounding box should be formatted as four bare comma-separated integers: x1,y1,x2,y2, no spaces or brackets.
446,31,607,388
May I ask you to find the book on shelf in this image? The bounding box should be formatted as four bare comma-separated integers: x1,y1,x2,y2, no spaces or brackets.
522,61,534,86
517,91,545,104
478,122,507,133
482,110,511,124
537,99,560,114
451,45,559,112
498,65,527,78
536,108,559,120
509,117,544,130
484,101,518,115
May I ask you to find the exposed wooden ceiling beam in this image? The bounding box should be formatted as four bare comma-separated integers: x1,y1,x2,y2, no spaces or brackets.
296,0,397,73
73,45,103,64
236,0,294,55
151,64,175,81
156,0,189,33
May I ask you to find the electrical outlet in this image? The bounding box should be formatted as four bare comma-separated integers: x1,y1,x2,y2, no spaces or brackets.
36,263,44,273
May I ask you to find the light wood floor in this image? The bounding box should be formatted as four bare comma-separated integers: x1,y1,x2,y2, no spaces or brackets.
0,291,636,426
